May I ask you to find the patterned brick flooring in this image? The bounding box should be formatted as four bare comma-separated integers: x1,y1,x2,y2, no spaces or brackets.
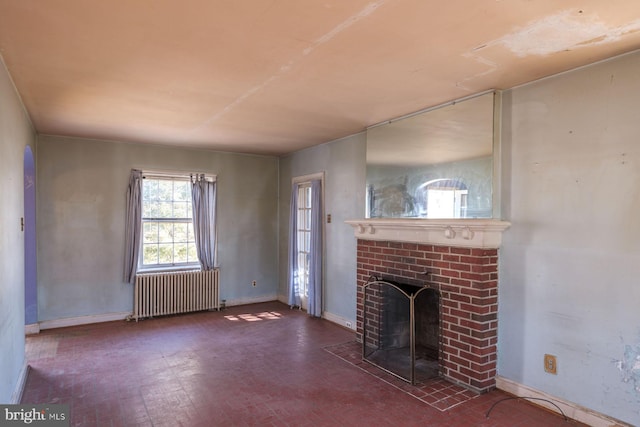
324,341,479,411
22,301,587,426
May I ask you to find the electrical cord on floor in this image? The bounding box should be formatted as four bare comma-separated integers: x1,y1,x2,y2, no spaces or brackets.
485,397,569,421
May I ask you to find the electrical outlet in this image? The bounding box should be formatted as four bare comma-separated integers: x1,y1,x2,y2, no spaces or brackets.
345,321,352,329
252,280,257,287
544,354,557,374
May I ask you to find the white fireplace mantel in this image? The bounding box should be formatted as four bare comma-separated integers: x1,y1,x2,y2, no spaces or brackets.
345,218,511,249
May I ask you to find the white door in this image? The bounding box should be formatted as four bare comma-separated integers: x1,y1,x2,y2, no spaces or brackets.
296,183,312,310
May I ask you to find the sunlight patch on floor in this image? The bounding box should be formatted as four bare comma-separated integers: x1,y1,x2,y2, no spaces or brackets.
224,311,283,322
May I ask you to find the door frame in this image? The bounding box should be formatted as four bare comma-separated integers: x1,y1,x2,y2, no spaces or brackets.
24,145,38,332
292,172,325,313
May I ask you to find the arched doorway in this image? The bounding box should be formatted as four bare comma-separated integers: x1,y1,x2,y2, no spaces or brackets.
24,146,37,329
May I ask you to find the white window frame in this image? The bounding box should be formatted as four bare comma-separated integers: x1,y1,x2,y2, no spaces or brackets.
138,172,203,273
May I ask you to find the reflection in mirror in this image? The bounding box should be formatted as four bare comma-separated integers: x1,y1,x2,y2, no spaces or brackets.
366,92,497,219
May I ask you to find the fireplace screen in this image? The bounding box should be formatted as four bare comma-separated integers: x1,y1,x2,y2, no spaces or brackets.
362,278,440,384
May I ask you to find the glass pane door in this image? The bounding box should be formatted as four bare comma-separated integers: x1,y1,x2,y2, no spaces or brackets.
296,183,312,310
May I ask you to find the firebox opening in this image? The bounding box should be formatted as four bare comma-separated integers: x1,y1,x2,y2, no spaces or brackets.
362,278,440,384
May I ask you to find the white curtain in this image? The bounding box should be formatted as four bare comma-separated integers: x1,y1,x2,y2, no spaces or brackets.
123,169,143,284
307,179,323,317
287,182,301,308
191,175,217,270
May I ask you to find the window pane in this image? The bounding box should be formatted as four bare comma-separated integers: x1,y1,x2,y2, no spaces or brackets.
174,243,189,263
174,223,188,243
187,242,198,263
304,187,312,208
143,222,158,243
158,180,173,201
143,244,159,265
142,201,160,218
158,223,173,243
174,181,190,201
305,210,311,229
158,244,173,264
157,202,173,218
174,201,191,218
143,180,159,201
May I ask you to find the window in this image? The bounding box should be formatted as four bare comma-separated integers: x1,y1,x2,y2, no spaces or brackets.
418,179,468,218
140,176,198,269
296,183,312,308
287,173,324,316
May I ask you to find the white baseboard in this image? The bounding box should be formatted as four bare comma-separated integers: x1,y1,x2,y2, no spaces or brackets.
25,323,40,335
11,361,29,404
495,375,633,427
323,310,356,331
275,295,356,331
38,299,284,329
221,294,278,308
39,311,131,330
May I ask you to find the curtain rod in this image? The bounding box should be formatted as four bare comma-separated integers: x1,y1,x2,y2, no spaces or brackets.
139,169,217,180
366,89,497,130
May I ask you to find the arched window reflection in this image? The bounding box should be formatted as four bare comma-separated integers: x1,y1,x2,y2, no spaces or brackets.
417,179,467,218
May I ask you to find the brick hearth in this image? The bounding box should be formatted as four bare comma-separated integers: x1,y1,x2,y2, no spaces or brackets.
356,239,498,393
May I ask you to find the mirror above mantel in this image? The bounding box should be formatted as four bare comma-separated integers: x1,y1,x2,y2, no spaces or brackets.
366,91,501,220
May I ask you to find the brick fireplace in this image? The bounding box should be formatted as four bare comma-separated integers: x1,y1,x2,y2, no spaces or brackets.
346,218,510,393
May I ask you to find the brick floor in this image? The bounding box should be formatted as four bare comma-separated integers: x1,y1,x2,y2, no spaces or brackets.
22,301,587,426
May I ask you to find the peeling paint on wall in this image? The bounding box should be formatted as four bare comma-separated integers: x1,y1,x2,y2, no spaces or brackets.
614,336,640,393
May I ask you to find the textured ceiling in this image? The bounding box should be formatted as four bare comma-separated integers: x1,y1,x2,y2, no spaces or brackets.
1,1,640,155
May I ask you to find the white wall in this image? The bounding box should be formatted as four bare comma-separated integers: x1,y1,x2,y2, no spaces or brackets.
499,52,640,425
0,56,36,402
37,135,279,321
278,133,366,325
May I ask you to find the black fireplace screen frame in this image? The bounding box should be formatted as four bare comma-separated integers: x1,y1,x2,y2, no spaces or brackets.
362,277,440,385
